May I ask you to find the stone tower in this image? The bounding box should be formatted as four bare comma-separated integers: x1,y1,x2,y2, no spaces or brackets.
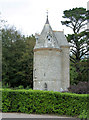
33,15,70,92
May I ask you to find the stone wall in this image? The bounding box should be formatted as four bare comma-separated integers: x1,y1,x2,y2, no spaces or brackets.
61,46,70,91
33,49,62,91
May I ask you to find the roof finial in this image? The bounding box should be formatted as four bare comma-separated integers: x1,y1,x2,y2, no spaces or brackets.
46,10,48,18
46,10,49,24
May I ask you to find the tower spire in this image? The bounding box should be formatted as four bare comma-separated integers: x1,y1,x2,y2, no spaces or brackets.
46,10,49,24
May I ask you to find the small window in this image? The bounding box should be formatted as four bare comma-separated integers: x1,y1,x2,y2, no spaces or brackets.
47,35,51,41
48,38,50,41
44,83,47,90
44,73,45,76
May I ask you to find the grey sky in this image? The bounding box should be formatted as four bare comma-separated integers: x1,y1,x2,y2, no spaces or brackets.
0,0,88,36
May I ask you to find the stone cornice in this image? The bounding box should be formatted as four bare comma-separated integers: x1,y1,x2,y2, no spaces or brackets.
60,46,70,48
33,47,61,52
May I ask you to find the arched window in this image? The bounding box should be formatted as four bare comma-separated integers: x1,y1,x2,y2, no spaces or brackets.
44,83,47,90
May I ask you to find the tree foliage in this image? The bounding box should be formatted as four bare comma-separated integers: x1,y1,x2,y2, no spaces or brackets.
2,26,35,88
61,7,88,33
61,7,89,84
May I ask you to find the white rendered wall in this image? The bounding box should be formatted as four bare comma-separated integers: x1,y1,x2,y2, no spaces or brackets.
33,49,62,91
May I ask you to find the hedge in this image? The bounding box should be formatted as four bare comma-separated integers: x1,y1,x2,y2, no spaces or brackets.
1,89,88,118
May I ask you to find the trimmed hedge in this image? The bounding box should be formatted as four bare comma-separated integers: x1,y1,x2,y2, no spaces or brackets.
1,89,88,117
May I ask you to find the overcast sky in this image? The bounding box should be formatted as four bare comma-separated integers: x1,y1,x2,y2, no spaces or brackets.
0,0,88,36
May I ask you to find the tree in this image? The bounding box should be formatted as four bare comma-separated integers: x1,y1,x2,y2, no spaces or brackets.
61,8,87,34
61,7,89,84
2,26,36,88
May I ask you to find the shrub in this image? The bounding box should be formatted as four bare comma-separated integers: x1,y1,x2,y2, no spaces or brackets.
25,86,32,90
68,82,89,94
78,109,88,120
1,89,88,117
18,85,24,89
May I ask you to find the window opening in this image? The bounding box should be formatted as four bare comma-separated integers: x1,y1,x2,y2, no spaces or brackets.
44,83,47,90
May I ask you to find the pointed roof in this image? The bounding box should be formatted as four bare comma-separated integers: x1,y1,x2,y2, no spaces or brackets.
34,17,60,49
46,15,49,24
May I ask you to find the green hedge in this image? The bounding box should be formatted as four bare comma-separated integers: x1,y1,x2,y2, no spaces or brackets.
1,89,88,117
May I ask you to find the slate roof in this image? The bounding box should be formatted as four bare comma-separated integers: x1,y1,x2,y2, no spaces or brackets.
34,17,69,49
45,15,49,24
53,31,69,47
